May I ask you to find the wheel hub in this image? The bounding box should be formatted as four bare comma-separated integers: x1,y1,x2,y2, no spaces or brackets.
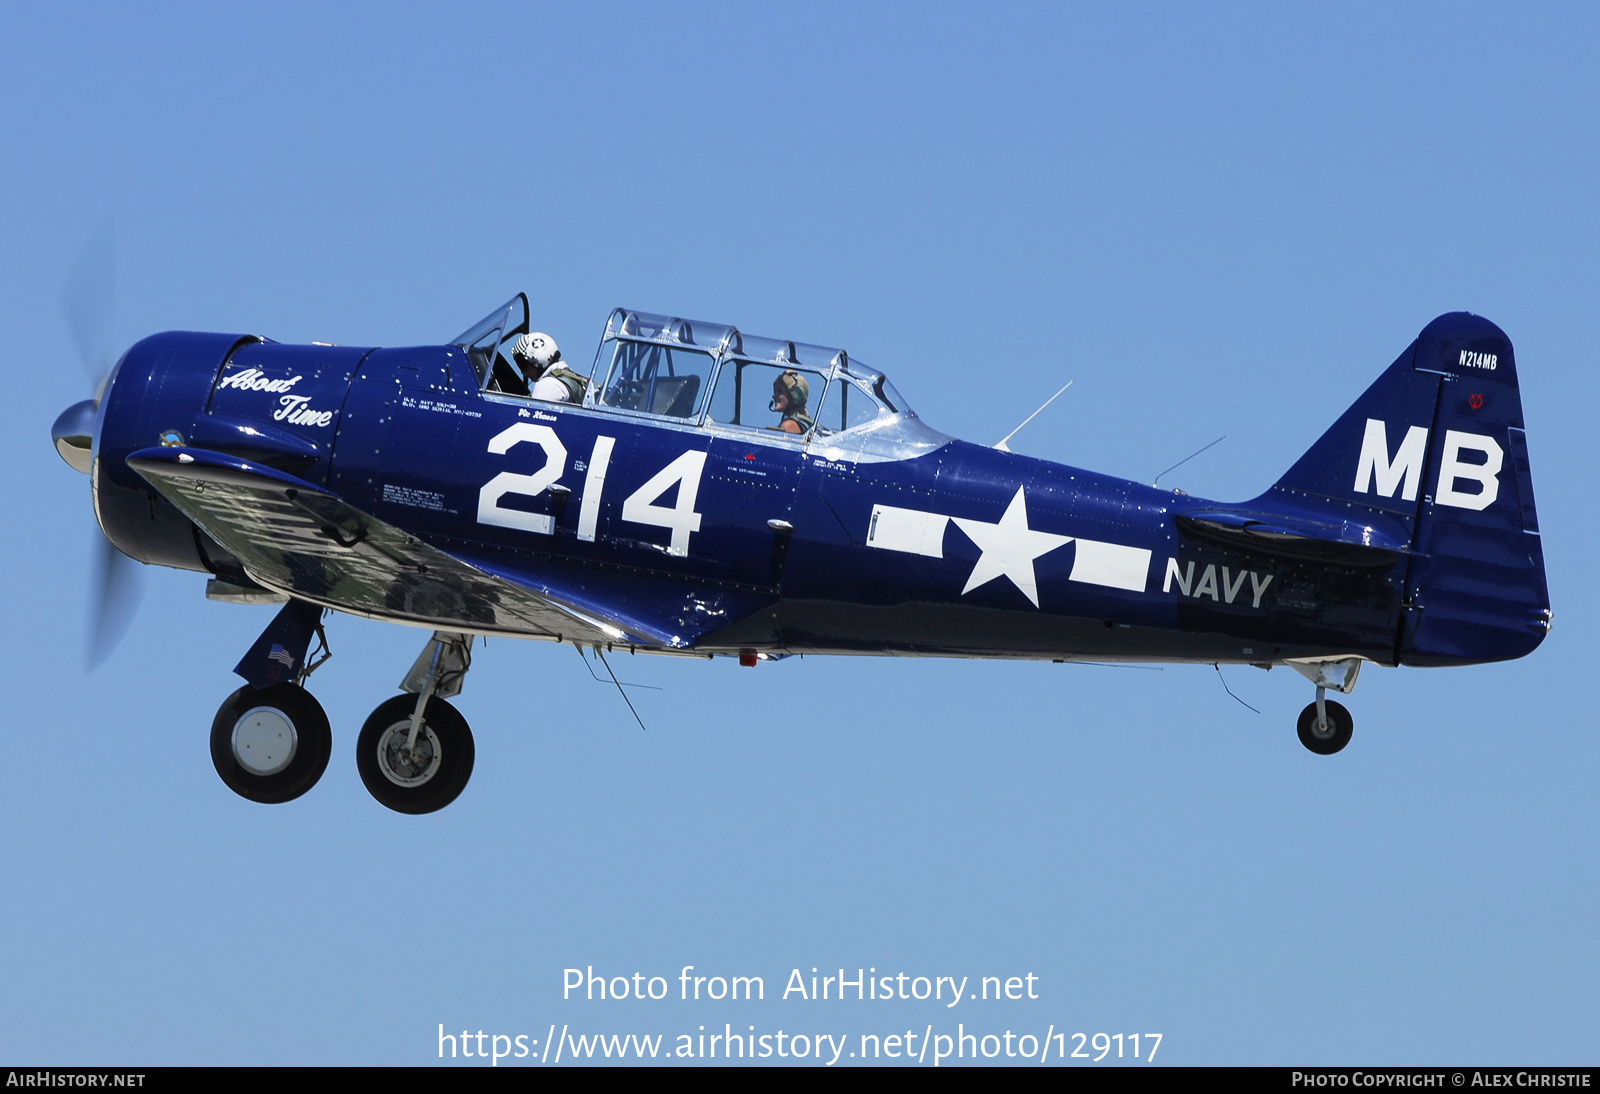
376,722,441,787
232,707,298,776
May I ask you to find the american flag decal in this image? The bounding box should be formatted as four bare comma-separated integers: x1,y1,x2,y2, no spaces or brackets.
268,644,296,669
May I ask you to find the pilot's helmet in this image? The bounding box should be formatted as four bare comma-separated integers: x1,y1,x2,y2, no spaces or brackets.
773,370,809,409
513,332,561,375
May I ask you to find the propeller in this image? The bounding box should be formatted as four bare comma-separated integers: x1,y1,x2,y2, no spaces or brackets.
61,222,118,394
88,534,142,671
54,223,143,669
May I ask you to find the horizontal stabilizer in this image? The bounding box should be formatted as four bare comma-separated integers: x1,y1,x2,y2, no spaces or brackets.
1176,504,1410,567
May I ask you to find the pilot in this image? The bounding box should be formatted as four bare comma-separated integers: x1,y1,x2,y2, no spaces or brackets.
770,370,814,435
512,333,588,403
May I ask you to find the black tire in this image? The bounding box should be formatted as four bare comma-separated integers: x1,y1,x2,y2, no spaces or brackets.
1297,699,1354,755
355,694,475,815
210,683,332,804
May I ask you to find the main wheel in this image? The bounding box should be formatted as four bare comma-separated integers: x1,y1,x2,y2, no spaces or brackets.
210,683,333,804
1297,699,1354,755
355,695,475,815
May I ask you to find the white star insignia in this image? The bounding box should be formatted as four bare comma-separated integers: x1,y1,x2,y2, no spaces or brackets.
951,486,1072,608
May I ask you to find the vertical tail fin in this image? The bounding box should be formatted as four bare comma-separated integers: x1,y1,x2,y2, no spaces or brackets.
1268,313,1550,665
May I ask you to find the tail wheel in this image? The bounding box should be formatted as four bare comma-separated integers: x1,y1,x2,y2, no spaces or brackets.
210,683,332,804
1297,699,1353,755
356,695,475,815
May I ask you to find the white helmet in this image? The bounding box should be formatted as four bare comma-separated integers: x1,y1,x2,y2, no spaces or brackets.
513,332,561,374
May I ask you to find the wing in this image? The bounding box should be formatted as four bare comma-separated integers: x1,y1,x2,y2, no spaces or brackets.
127,446,689,647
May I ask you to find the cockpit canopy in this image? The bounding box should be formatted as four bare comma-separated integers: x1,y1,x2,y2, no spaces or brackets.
451,298,914,441
591,308,913,439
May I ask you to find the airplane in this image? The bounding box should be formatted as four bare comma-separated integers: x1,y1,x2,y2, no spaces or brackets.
51,294,1551,813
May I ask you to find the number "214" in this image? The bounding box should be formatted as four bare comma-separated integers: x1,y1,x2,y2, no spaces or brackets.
475,424,705,556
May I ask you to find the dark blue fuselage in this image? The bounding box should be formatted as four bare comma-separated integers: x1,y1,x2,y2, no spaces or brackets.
91,317,1549,672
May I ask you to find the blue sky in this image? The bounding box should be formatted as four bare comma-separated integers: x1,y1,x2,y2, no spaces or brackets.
3,2,1597,1065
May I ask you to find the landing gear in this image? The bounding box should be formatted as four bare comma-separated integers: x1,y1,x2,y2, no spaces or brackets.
356,694,475,814
210,683,332,803
212,598,334,803
1287,657,1362,756
1297,695,1353,755
212,609,481,811
355,631,476,814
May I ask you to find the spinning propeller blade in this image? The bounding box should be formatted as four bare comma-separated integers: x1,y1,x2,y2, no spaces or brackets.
58,223,142,669
87,534,143,672
60,222,117,397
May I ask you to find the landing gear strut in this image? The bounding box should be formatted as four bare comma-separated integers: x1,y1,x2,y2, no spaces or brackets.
356,631,476,814
1287,657,1361,756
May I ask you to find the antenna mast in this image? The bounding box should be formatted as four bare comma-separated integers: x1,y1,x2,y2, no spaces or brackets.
994,380,1073,453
